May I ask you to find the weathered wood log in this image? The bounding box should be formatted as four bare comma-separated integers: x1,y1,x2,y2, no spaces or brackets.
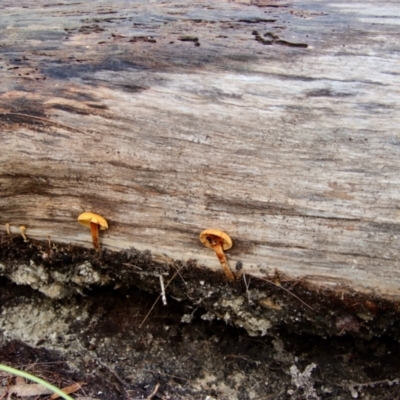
1,0,400,302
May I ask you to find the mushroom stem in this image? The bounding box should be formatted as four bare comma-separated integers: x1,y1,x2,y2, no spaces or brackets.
90,222,100,251
20,226,28,242
212,241,235,282
5,223,11,235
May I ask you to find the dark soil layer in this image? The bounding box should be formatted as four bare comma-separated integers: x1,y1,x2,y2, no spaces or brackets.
1,235,400,399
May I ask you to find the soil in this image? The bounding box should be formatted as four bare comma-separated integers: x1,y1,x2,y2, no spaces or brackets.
1,234,400,399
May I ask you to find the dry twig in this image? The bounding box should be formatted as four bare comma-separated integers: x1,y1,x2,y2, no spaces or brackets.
50,382,84,399
146,383,160,400
142,368,188,382
258,277,316,312
159,275,167,306
243,274,252,303
139,266,184,328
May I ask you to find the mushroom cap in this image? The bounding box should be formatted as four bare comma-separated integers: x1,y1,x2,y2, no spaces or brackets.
78,212,108,230
199,229,232,251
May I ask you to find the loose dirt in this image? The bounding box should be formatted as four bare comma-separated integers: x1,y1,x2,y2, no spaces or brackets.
1,235,400,399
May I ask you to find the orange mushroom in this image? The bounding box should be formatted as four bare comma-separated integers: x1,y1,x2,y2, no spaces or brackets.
78,212,108,251
199,229,235,281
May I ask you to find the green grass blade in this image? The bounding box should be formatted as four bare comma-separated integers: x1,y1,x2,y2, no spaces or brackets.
0,363,75,400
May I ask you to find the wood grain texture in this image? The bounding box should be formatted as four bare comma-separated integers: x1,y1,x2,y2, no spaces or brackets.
1,0,400,298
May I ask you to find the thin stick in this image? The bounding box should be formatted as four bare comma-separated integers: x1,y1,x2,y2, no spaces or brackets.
146,383,160,400
356,378,400,388
122,263,142,270
49,382,84,400
330,377,400,389
243,274,251,303
258,277,316,312
139,267,183,328
175,268,188,286
20,362,69,369
77,343,128,387
254,391,285,400
142,369,188,382
159,275,167,306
